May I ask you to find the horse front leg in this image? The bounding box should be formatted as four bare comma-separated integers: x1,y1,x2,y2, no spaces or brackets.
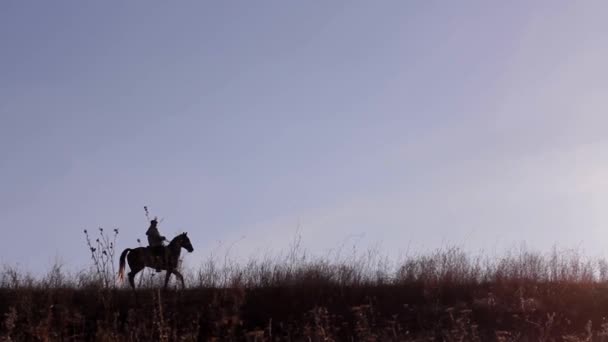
164,269,172,290
172,270,186,290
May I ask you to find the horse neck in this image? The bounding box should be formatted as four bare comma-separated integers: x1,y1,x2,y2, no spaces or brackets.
168,239,182,254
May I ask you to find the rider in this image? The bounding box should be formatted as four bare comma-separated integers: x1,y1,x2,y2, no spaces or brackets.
146,218,167,272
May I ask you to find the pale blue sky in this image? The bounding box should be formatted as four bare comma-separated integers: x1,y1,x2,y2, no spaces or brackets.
2,1,608,273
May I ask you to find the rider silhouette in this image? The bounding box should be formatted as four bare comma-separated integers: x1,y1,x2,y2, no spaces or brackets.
146,218,167,272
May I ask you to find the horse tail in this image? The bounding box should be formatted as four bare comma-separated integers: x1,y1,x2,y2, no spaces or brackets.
118,248,132,282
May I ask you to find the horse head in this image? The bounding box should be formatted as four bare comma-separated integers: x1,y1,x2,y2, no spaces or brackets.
175,232,194,253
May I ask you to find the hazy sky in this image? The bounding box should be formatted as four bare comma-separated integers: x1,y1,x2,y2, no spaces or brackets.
2,1,608,273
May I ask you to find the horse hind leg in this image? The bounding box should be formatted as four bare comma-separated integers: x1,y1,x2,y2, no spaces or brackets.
126,251,145,291
128,271,137,291
128,266,143,291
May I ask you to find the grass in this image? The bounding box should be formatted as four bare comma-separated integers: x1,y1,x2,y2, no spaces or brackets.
4,240,608,341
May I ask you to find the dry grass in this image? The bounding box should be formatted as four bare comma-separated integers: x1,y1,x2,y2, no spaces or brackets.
3,243,608,341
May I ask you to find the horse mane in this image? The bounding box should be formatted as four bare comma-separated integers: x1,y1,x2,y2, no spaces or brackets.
168,233,186,246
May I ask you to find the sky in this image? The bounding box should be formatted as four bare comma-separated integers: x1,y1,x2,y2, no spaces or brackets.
2,1,608,274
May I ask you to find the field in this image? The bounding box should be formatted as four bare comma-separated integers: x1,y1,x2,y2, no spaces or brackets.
4,237,608,341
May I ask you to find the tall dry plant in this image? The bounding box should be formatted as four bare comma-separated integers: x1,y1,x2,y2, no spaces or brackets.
83,226,119,288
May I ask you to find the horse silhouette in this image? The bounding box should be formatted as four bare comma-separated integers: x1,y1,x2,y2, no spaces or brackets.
118,232,194,290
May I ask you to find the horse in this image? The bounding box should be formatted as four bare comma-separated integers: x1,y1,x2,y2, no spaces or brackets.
118,232,194,290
